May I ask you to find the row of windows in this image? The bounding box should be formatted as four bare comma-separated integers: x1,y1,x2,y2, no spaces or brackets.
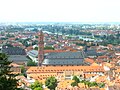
31,69,103,72
37,75,57,77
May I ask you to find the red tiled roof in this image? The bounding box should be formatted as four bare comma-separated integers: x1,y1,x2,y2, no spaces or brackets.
10,62,20,67
44,50,66,53
27,66,105,74
85,58,94,64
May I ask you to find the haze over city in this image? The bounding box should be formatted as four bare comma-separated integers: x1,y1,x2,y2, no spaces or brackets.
0,0,120,22
1,0,120,90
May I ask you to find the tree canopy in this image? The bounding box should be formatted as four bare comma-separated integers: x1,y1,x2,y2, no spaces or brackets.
0,53,18,90
30,80,43,90
27,59,37,66
72,76,80,83
45,76,57,90
34,46,55,50
71,76,80,87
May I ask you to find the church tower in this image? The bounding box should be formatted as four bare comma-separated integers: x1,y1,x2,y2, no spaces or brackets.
38,30,44,66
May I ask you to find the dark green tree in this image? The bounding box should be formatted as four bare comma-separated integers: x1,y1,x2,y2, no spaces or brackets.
81,80,99,88
34,46,55,50
45,76,57,90
71,76,80,87
72,76,80,83
98,83,105,88
27,59,37,66
86,81,98,87
34,47,38,50
71,81,78,87
44,46,54,50
6,33,14,38
16,88,25,90
0,53,18,90
30,80,43,90
35,36,39,38
20,66,27,77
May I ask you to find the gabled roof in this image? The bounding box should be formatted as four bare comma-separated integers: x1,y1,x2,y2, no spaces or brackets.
27,50,85,59
85,49,98,56
43,51,85,65
2,47,26,55
45,51,85,59
44,50,66,53
26,66,105,73
91,63,99,66
85,58,95,64
10,62,20,67
43,58,84,65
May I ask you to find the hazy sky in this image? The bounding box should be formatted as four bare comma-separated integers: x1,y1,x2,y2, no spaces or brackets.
0,0,120,22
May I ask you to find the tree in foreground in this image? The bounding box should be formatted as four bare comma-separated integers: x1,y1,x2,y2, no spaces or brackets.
0,53,18,90
45,76,57,90
30,80,43,90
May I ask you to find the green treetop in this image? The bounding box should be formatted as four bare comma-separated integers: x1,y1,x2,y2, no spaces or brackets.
30,80,43,90
45,76,57,90
71,76,80,87
0,53,18,90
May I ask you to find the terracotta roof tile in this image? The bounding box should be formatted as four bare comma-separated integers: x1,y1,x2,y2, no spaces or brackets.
27,66,105,73
10,62,20,67
85,58,95,64
44,50,66,53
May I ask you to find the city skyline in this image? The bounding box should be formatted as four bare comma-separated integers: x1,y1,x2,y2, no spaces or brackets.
0,0,120,22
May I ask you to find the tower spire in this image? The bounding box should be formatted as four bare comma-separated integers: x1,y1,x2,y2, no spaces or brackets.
38,30,44,66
